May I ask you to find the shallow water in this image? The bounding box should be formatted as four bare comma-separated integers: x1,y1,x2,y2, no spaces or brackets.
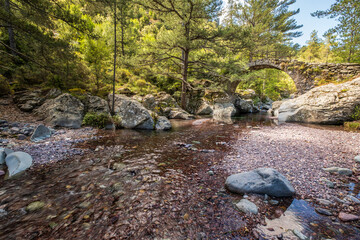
0,114,359,239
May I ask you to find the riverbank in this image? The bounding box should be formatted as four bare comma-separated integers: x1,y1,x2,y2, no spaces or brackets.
0,115,359,239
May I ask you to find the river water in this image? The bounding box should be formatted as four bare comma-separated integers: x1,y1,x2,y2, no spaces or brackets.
0,114,359,239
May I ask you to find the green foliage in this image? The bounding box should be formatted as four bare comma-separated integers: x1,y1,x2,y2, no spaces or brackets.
238,69,297,101
82,112,111,129
351,106,360,121
0,75,11,96
112,115,122,129
344,122,360,131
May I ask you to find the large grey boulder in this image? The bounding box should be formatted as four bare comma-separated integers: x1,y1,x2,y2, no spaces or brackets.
0,148,14,164
86,95,110,114
5,152,33,177
234,98,257,113
225,168,296,197
108,94,155,129
275,77,360,124
196,102,213,115
213,103,236,118
35,93,84,128
30,124,51,142
142,94,157,111
155,116,172,130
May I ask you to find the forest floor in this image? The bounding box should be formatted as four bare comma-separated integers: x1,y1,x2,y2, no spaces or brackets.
0,100,360,239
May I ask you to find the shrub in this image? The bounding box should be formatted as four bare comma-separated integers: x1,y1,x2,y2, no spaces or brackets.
0,75,11,96
344,121,360,131
112,115,122,129
82,112,111,129
351,106,360,121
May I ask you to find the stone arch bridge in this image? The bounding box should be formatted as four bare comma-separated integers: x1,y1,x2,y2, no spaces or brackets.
229,59,360,94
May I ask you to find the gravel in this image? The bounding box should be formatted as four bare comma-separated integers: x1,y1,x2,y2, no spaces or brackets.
222,123,360,200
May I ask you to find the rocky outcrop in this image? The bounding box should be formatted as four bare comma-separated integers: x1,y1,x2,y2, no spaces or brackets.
196,102,213,115
13,90,45,112
275,77,360,124
234,98,259,114
225,168,296,197
109,94,155,129
5,152,33,177
155,116,172,130
35,93,85,129
213,103,236,118
86,95,110,114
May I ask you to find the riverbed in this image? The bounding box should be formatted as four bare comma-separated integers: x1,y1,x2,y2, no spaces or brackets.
0,115,359,239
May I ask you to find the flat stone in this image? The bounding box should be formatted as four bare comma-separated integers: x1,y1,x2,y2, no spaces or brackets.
235,199,258,215
338,212,360,222
317,199,333,206
225,168,295,197
269,200,279,205
5,152,33,177
315,208,333,216
30,124,51,142
323,167,353,176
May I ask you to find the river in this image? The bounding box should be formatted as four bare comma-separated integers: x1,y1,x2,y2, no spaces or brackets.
0,114,359,239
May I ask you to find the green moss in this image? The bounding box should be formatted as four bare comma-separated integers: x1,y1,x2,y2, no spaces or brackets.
82,112,111,129
112,115,122,129
341,89,349,93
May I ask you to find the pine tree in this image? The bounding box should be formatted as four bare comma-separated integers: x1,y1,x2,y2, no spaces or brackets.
312,0,360,63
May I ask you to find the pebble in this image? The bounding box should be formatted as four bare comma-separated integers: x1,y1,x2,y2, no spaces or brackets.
269,200,279,205
347,195,360,204
208,170,214,176
338,212,360,222
317,198,333,206
354,155,360,163
0,209,7,217
235,199,258,215
315,208,333,216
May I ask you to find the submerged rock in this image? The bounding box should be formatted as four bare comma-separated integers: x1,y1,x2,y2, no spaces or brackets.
5,152,33,177
26,201,45,212
225,168,295,197
315,208,333,216
235,199,258,215
30,124,51,142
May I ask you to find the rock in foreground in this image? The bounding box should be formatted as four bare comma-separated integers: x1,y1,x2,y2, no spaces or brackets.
225,168,295,197
5,152,33,177
30,124,51,142
235,199,258,215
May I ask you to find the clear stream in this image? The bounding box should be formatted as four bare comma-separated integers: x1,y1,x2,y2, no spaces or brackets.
0,114,359,239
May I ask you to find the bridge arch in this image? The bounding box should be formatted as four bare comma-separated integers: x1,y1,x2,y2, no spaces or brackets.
228,59,360,95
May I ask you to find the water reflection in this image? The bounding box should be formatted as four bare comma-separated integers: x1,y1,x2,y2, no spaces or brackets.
257,199,360,239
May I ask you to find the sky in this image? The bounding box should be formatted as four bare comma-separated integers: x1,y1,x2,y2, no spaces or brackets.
222,0,339,46
289,0,338,46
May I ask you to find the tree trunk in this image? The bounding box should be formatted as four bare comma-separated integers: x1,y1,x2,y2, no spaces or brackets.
120,5,125,57
112,1,117,115
4,0,16,55
180,50,189,109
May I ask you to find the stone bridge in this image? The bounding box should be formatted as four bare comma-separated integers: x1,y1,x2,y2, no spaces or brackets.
229,59,360,94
